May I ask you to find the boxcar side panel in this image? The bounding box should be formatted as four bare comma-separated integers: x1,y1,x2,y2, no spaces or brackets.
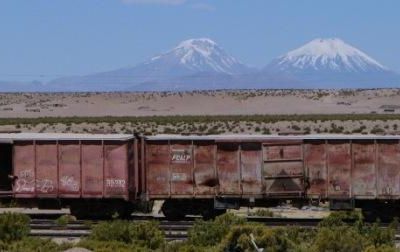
217,143,240,195
352,142,376,198
170,142,193,196
13,141,35,197
263,143,304,195
146,142,170,196
193,143,216,196
327,142,351,197
304,141,327,198
377,141,400,197
35,142,58,196
58,142,81,197
240,143,263,195
104,142,128,199
81,142,103,197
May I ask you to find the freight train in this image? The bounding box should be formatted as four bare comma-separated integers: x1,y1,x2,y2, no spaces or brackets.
0,133,399,220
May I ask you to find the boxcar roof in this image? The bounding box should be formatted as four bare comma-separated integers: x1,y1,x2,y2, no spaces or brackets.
146,134,400,141
0,133,134,142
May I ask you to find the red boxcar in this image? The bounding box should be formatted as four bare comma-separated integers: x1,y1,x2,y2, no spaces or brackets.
142,134,400,219
0,133,137,217
1,133,400,220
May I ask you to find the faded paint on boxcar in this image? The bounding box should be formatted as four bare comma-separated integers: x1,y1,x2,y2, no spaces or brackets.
35,141,57,196
305,141,327,198
14,141,35,196
193,143,217,195
217,143,240,195
104,142,128,198
352,142,376,197
327,141,351,197
240,143,263,195
263,143,304,195
59,141,81,197
377,141,400,197
170,142,193,195
146,141,170,196
81,141,103,197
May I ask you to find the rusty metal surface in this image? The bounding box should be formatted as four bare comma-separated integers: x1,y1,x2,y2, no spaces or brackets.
377,141,400,197
58,142,81,197
13,141,35,197
194,143,217,195
240,143,263,195
352,142,376,197
170,142,193,195
104,142,129,198
327,142,351,197
264,144,302,161
216,143,240,195
305,142,327,198
35,142,57,196
81,142,103,197
146,142,170,196
263,144,304,195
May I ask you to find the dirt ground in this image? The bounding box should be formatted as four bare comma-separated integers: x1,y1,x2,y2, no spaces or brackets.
0,89,400,118
0,89,400,135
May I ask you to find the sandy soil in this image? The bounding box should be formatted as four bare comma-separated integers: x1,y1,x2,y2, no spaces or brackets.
0,89,400,118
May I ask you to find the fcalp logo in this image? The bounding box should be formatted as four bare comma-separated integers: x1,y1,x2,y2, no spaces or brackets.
171,149,191,163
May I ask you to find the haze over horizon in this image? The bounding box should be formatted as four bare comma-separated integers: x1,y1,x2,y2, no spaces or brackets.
0,0,399,85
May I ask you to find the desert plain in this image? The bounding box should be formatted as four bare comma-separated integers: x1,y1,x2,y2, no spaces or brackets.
0,89,400,135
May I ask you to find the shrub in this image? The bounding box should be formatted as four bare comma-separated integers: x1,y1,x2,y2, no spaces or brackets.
0,237,71,252
77,240,147,252
188,213,245,247
220,225,293,252
312,226,366,252
88,220,164,250
55,214,76,227
0,212,30,242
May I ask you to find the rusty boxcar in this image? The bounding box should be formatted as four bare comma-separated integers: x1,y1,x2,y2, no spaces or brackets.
142,134,400,219
0,133,137,218
2,133,400,219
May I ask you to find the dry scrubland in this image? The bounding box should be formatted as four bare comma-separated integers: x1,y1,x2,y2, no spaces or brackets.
0,212,398,252
0,89,400,135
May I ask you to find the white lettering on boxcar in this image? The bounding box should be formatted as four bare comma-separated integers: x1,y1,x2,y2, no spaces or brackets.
36,179,54,193
171,149,191,163
60,176,79,192
15,169,35,192
171,173,187,182
106,179,126,188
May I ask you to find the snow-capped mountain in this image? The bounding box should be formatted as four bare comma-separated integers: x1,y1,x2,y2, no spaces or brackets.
267,38,387,73
49,38,253,91
148,38,250,75
5,37,399,91
264,38,399,88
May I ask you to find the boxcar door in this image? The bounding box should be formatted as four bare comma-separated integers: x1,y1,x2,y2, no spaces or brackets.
263,142,304,196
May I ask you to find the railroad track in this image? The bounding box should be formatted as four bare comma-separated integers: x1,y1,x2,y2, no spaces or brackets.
27,214,400,241
29,219,193,241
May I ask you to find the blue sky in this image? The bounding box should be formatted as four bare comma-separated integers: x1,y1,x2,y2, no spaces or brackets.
0,0,399,82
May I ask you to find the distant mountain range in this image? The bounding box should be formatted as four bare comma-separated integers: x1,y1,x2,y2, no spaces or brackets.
1,38,400,91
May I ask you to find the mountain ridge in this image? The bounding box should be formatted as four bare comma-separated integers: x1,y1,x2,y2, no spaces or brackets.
1,37,399,91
